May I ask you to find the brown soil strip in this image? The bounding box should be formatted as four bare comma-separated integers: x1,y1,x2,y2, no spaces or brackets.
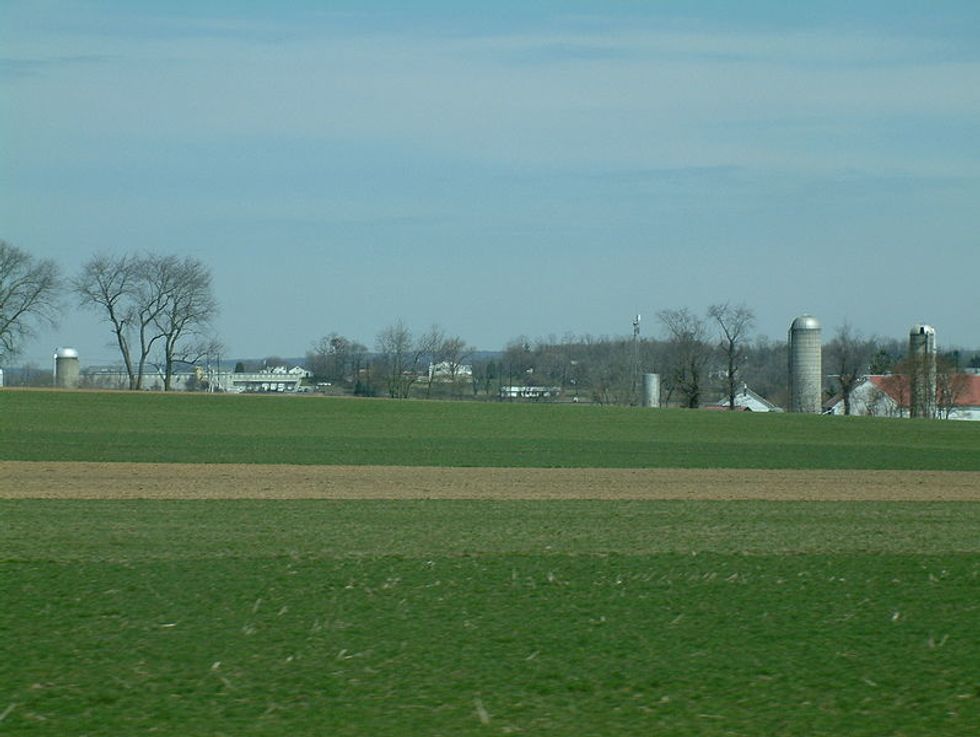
1,461,978,501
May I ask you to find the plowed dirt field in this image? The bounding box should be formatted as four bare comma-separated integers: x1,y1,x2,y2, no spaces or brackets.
2,461,978,500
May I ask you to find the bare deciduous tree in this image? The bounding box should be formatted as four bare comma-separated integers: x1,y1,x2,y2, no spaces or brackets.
740,336,788,409
152,256,218,390
176,338,224,391
881,363,912,418
708,301,755,410
0,240,60,362
418,324,446,398
501,337,534,390
438,334,473,397
937,354,970,420
75,253,218,390
658,308,711,408
168,336,224,390
470,357,498,398
308,333,367,387
74,254,143,387
582,336,633,405
825,322,877,415
376,321,429,398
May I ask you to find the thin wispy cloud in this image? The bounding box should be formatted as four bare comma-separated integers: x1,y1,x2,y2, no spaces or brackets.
6,25,978,181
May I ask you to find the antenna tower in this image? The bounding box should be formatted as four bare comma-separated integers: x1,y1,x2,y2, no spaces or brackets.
632,314,641,404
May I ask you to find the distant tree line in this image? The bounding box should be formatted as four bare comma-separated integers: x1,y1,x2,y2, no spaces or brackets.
303,307,979,412
4,240,979,408
306,323,473,399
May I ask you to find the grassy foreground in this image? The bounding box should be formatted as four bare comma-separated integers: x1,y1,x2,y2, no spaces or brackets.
3,391,978,735
3,389,980,469
2,500,978,736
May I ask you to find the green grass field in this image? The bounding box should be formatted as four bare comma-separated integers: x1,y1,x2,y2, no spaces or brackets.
2,390,979,735
2,390,980,469
2,501,978,736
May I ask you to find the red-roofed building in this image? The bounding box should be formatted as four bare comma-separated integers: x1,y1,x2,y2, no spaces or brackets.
826,372,980,420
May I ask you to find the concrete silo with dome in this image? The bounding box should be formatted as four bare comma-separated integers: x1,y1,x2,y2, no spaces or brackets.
53,347,80,389
788,315,822,413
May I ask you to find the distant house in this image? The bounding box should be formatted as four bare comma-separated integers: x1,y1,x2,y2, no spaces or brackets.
826,372,980,420
705,384,781,412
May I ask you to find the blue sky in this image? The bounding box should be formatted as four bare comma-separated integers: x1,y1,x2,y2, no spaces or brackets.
2,1,979,364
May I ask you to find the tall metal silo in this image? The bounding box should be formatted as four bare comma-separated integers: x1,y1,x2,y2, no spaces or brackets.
908,323,937,419
788,315,822,413
54,347,80,389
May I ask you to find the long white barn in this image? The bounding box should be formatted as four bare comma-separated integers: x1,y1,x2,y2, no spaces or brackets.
83,365,312,393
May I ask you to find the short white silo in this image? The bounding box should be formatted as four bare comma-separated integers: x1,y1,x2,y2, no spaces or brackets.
788,315,822,413
54,347,80,389
642,373,660,408
908,323,937,419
